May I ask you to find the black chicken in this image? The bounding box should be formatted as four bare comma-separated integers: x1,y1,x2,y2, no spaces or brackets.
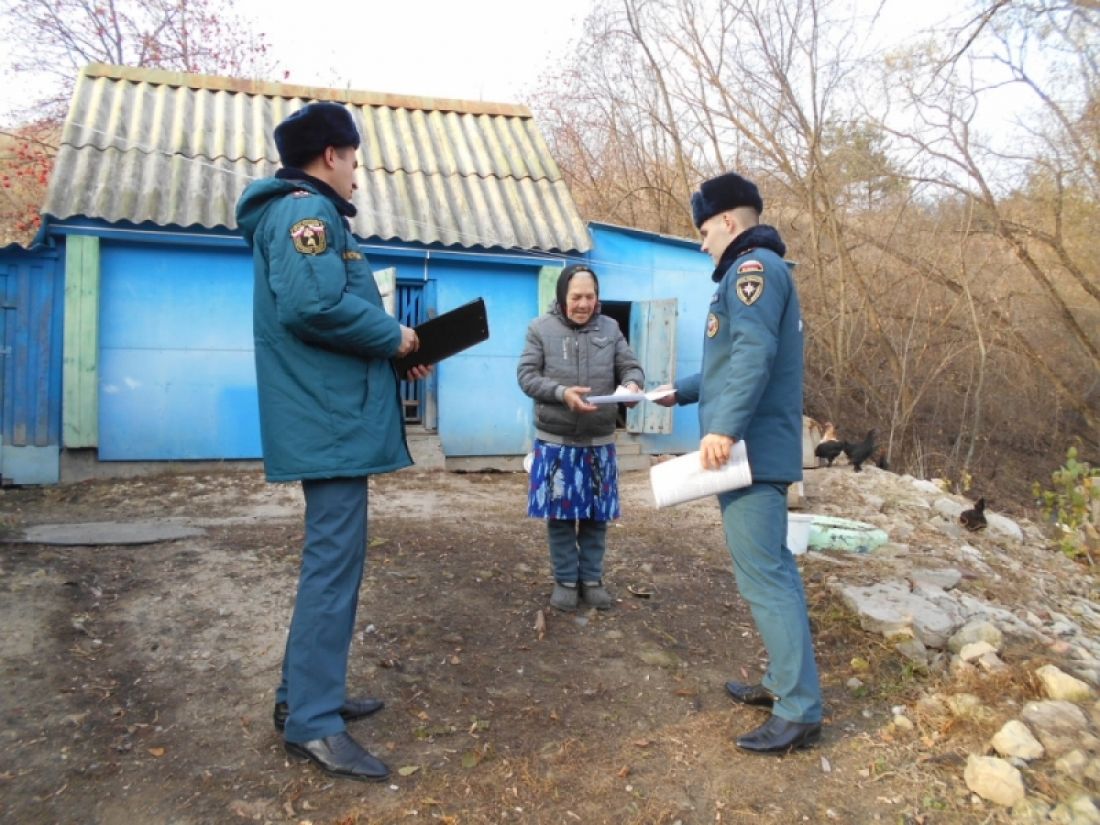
959,497,987,531
843,429,878,472
814,422,846,467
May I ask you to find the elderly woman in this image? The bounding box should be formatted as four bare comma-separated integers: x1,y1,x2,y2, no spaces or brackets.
517,264,644,611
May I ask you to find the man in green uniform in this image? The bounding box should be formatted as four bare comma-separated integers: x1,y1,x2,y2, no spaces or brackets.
658,172,823,753
236,102,426,780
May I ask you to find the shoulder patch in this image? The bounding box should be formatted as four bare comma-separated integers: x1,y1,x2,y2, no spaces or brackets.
735,273,765,306
737,259,764,274
290,218,327,255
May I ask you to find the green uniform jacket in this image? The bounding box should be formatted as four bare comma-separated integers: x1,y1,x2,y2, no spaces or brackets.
236,177,412,481
675,233,804,484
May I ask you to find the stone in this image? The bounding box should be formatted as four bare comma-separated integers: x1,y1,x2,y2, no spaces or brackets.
1021,700,1096,758
934,497,966,519
948,620,1004,654
835,580,964,649
910,478,943,495
951,656,980,681
1010,798,1053,824
1036,664,1093,702
895,637,929,667
893,715,914,732
1048,795,1100,824
947,693,991,722
1054,749,1089,780
960,641,998,662
963,754,1025,806
978,652,1009,673
910,567,963,591
986,512,1024,542
991,720,1045,760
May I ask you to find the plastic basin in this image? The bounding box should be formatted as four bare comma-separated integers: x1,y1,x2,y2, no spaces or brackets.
807,515,889,554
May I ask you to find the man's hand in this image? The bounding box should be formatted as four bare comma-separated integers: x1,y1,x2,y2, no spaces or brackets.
563,386,598,413
404,363,432,381
700,433,735,470
652,383,678,407
396,325,419,358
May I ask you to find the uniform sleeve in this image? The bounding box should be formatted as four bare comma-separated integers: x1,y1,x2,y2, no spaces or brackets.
613,327,645,388
264,196,401,359
709,258,788,439
675,373,701,405
517,321,564,402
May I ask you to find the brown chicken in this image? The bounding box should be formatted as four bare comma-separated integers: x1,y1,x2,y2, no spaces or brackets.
959,497,987,531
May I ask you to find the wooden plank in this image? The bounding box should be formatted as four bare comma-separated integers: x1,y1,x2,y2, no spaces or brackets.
62,236,99,447
627,297,677,434
537,265,561,315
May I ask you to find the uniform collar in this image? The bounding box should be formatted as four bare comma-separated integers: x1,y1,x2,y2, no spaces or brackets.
275,168,358,218
712,224,787,282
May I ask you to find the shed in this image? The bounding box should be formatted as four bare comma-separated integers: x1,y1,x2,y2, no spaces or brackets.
4,64,716,483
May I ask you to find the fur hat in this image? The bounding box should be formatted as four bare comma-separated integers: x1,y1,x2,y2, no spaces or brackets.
690,172,763,227
274,102,360,168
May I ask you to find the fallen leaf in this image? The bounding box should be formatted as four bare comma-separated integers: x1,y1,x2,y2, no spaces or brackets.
627,584,653,597
397,765,420,777
450,655,461,665
632,739,651,748
534,609,546,640
617,765,631,778
148,747,165,758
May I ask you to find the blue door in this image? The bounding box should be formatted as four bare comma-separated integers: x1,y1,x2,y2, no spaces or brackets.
0,249,63,484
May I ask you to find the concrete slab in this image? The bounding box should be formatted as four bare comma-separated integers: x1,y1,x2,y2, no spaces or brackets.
13,522,206,546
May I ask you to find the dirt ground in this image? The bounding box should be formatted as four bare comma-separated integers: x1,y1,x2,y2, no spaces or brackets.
0,467,1055,824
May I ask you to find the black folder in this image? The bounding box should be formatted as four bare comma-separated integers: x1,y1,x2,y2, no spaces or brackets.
394,297,490,372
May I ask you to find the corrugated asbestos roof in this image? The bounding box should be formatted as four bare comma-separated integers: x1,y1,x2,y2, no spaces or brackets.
44,64,591,252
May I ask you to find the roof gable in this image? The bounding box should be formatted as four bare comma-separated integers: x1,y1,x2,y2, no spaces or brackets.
44,64,591,253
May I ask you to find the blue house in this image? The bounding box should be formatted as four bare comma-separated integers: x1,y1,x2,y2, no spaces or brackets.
0,65,714,484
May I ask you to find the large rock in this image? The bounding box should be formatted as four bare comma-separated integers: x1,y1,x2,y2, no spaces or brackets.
986,512,1024,542
964,754,1026,806
1021,700,1097,757
835,580,964,649
1036,664,1094,702
991,720,1045,760
948,620,1004,654
910,567,963,591
1048,794,1100,824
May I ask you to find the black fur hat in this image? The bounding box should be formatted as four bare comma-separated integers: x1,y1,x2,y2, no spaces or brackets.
274,102,361,168
690,172,763,227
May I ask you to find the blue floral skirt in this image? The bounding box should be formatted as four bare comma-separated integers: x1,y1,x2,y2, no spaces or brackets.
527,440,620,521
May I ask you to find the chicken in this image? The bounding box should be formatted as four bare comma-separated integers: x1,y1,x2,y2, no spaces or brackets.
872,446,889,471
843,428,878,472
959,497,987,531
814,422,846,467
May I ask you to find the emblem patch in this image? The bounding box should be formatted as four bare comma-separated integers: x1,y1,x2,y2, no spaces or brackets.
342,250,363,260
706,312,720,338
735,274,764,306
737,259,764,274
290,219,327,255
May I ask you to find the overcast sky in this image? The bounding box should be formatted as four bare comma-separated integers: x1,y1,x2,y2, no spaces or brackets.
232,0,596,104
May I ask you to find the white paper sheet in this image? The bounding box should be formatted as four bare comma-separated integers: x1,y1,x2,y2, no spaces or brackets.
586,386,677,405
649,441,753,508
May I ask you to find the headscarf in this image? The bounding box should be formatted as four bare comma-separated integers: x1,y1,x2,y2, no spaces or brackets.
555,264,600,327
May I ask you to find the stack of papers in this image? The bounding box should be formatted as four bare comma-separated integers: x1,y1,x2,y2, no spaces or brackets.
650,441,753,508
585,386,676,405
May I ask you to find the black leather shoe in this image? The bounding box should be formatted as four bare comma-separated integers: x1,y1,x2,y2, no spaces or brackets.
725,681,776,707
736,715,822,754
273,697,384,732
284,731,390,781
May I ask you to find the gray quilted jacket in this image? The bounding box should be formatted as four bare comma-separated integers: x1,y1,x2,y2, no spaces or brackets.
517,304,644,445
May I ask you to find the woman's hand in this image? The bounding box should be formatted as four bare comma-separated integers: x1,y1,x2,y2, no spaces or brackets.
622,382,642,409
563,386,598,413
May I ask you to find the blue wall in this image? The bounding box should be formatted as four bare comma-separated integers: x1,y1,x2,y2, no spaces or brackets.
99,240,261,459
584,223,714,454
70,220,716,464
